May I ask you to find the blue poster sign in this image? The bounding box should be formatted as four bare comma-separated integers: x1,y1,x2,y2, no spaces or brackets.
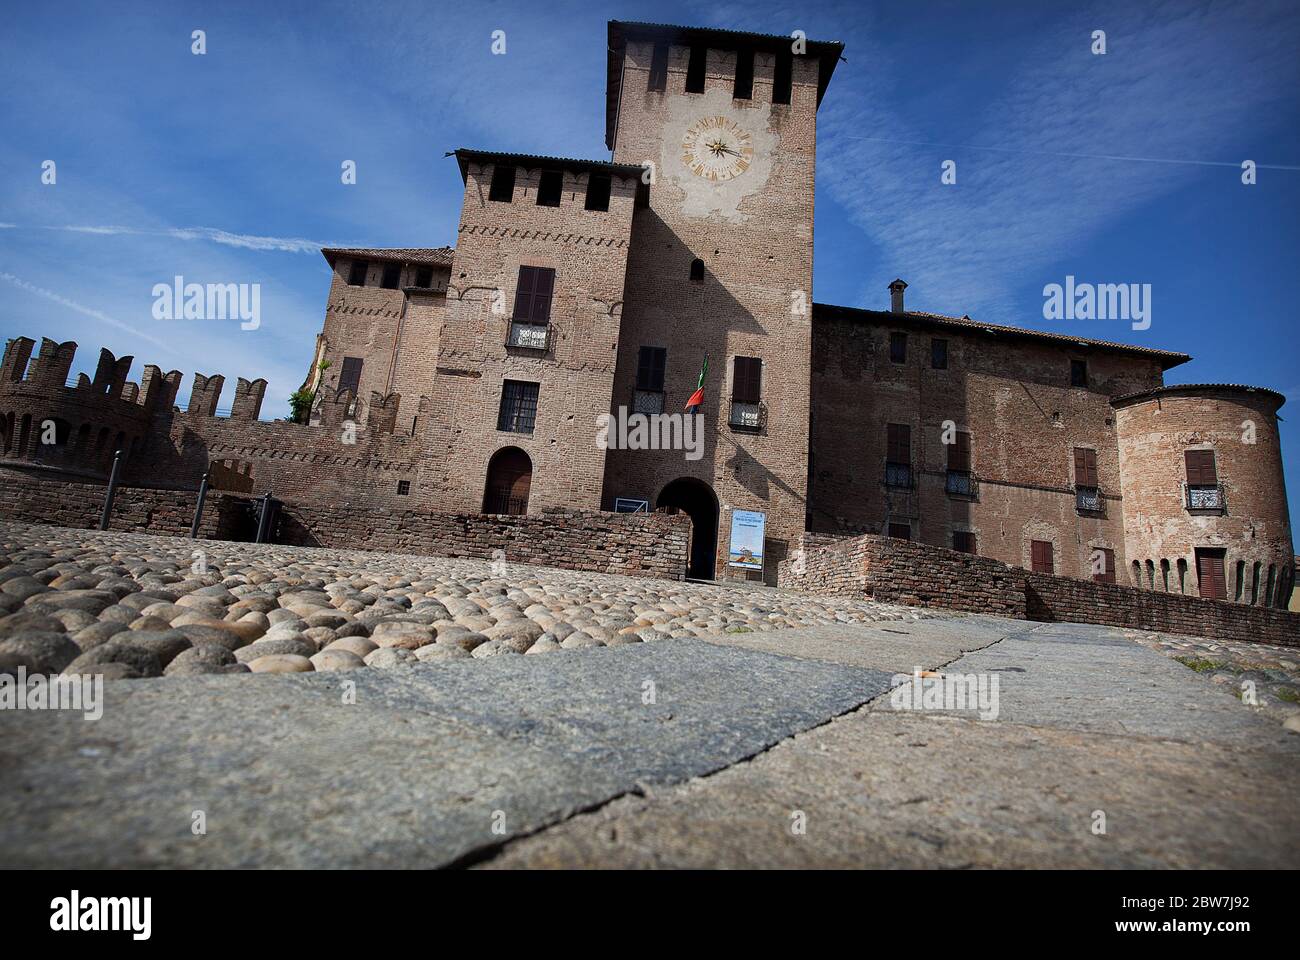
728,510,766,570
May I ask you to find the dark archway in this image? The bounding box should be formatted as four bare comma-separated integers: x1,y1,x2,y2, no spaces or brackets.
483,447,532,515
657,477,719,580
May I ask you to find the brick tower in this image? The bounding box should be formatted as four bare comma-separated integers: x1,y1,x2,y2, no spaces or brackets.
602,22,843,580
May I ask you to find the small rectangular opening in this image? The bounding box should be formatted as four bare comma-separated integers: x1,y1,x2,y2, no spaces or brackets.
347,260,368,286
647,42,669,91
536,170,563,207
488,164,515,203
380,262,401,289
772,50,793,104
685,45,706,93
584,172,611,211
414,266,433,288
734,49,754,100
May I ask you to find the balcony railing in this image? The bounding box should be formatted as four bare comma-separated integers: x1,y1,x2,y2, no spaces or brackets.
1186,483,1226,511
506,320,551,351
885,461,914,489
483,489,528,515
633,389,665,415
728,400,765,432
1075,485,1103,513
945,469,978,498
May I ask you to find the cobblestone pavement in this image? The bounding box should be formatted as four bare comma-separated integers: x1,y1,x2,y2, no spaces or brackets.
0,522,945,680
1124,630,1300,726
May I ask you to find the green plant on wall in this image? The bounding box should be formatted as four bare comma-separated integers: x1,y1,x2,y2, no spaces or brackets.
285,359,332,423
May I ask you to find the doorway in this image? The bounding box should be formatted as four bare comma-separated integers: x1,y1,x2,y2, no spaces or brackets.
657,477,719,580
483,447,532,515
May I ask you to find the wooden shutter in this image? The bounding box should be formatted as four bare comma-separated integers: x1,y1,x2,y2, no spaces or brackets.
513,266,555,323
948,431,971,471
732,357,761,403
339,357,362,395
887,423,911,463
1185,449,1217,485
636,347,666,392
1093,547,1115,583
1031,540,1054,574
512,266,536,321
1074,447,1098,487
1197,550,1227,599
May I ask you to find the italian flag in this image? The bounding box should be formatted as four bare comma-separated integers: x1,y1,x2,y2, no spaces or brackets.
684,355,709,412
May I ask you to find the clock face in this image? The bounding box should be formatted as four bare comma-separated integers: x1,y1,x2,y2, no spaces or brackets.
681,116,754,182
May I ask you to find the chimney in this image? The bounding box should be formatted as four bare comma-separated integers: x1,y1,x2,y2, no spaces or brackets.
889,278,908,313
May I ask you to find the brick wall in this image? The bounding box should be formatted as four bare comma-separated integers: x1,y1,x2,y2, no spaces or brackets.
0,471,688,580
781,532,1299,646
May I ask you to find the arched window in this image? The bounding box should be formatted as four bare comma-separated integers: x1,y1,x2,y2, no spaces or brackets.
1264,565,1277,607
1176,558,1188,594
689,258,704,283
1233,560,1245,602
1250,562,1261,605
1131,560,1142,588
1160,559,1170,592
1145,559,1155,589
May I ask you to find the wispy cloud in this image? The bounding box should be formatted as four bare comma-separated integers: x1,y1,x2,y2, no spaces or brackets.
52,224,334,253
818,0,1300,320
0,271,178,354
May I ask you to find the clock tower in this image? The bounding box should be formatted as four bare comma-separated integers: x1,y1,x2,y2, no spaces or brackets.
602,21,843,581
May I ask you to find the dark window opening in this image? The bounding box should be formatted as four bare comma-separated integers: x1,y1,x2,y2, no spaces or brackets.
772,50,793,104
889,331,907,364
690,258,704,283
931,338,948,369
953,531,977,554
685,45,706,92
647,42,669,91
488,164,516,203
946,430,973,495
888,523,912,541
886,422,912,487
536,170,563,207
497,380,539,434
585,172,611,212
732,356,762,404
512,266,555,324
1070,358,1088,388
414,266,434,288
636,346,667,392
734,49,754,100
338,357,363,396
396,480,410,496
380,262,402,290
1030,539,1055,575
347,260,368,286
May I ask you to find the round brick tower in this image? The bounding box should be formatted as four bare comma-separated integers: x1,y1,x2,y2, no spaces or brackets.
1113,384,1293,607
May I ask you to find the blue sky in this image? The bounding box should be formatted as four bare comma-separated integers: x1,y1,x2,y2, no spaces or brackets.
2,0,1298,523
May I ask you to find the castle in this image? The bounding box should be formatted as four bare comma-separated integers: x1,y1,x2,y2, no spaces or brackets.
0,21,1293,609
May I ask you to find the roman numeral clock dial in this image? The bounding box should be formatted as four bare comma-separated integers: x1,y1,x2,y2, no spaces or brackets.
681,116,753,182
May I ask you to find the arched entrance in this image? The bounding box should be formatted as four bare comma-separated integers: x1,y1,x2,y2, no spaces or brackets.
483,447,532,515
657,477,719,580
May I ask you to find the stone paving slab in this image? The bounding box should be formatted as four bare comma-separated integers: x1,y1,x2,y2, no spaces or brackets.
484,623,1300,869
0,638,891,868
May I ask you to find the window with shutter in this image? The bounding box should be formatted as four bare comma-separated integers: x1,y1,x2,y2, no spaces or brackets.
886,423,912,487
1184,449,1223,509
731,357,762,404
512,266,555,324
636,347,666,392
1030,539,1054,574
338,357,362,395
1073,447,1098,487
1196,548,1227,600
948,431,971,471
1092,547,1115,583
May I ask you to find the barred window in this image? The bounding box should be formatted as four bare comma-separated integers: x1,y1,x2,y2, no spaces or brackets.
497,380,539,434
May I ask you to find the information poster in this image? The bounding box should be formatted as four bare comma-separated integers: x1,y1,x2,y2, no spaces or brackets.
728,510,766,570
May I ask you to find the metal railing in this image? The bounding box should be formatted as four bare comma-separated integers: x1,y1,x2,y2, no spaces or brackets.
1075,485,1103,513
506,320,551,351
945,469,978,498
884,461,914,489
1186,483,1226,511
728,400,765,432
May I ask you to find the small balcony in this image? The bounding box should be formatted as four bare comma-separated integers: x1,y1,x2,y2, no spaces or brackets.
506,320,551,351
1186,483,1226,512
728,400,765,432
633,389,665,415
885,461,914,489
945,469,978,499
1074,485,1105,515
